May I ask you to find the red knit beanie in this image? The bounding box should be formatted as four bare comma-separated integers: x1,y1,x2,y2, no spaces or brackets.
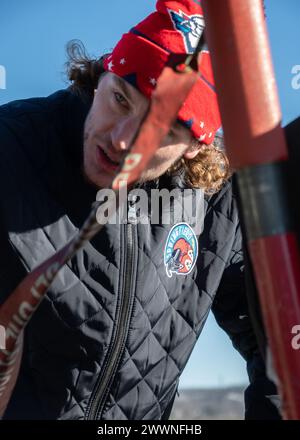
103,0,221,144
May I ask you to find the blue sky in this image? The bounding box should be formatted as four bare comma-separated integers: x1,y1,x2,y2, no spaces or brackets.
0,1,299,389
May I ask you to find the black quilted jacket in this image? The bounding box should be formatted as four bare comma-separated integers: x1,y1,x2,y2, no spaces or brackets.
0,89,279,420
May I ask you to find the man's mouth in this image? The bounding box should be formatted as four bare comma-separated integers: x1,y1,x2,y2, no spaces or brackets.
96,146,122,172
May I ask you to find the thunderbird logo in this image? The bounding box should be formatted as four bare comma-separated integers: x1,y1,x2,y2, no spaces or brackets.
168,9,205,53
164,223,198,278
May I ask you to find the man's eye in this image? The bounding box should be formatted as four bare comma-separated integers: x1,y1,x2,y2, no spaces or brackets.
114,91,128,107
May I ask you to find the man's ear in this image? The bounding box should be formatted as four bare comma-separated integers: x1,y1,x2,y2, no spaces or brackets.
183,142,202,160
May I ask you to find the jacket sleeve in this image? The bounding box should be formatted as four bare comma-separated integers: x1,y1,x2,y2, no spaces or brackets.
211,208,282,419
0,117,30,417
0,119,29,306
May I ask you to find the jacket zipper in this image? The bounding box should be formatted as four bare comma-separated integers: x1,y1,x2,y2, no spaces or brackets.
85,197,138,420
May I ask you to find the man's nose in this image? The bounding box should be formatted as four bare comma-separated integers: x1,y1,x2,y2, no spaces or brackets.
110,115,140,152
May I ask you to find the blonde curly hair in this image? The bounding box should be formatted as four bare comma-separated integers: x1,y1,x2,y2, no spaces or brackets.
65,40,232,194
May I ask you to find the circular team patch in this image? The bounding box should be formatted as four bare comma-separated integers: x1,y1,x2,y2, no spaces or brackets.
164,222,198,278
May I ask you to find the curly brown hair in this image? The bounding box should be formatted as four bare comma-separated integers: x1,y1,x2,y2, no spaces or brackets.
65,40,232,194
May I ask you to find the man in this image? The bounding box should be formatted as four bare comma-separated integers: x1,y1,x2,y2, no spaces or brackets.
0,0,280,420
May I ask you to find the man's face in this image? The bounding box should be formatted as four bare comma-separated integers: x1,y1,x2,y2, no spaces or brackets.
83,72,199,188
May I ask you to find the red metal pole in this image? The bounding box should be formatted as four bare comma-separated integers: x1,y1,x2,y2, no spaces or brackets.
202,0,300,419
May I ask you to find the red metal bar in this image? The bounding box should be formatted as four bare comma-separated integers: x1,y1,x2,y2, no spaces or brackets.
202,0,286,168
202,0,300,419
250,235,300,416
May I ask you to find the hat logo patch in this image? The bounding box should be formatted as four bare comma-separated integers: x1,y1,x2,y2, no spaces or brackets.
168,9,205,53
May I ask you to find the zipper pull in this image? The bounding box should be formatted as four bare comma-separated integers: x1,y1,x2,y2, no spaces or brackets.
128,194,138,224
